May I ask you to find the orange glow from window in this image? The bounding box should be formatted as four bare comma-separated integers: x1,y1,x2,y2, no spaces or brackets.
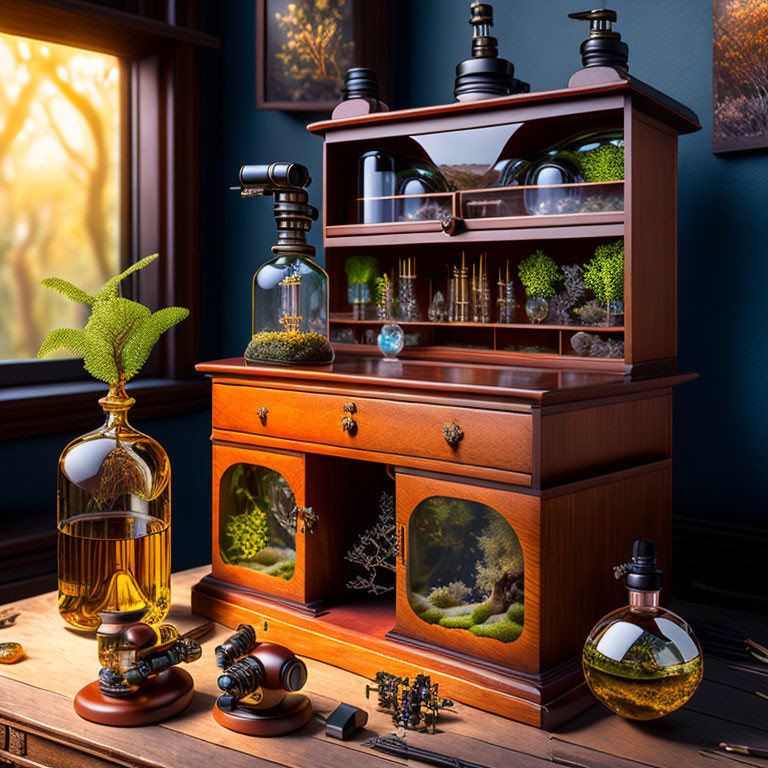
0,32,121,360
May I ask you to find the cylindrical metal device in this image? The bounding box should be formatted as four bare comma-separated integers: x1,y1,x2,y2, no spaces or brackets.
239,163,310,191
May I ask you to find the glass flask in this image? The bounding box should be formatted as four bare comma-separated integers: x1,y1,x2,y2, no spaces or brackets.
246,255,334,365
583,539,703,720
407,496,524,644
57,382,171,631
377,323,405,359
239,162,333,366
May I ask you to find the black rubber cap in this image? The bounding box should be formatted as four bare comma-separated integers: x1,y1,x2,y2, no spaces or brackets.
625,538,664,591
281,658,308,692
341,67,381,100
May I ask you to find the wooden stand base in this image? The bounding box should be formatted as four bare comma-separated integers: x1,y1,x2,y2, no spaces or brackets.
73,668,194,726
212,695,312,736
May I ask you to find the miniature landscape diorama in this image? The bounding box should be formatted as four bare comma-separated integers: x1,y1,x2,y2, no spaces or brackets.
220,464,298,580
407,497,525,644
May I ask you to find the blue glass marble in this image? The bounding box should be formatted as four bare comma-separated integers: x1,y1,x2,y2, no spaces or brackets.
377,323,405,359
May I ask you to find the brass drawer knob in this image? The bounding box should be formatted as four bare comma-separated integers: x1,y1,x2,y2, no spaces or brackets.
343,402,357,414
257,406,268,426
342,416,358,435
442,421,464,448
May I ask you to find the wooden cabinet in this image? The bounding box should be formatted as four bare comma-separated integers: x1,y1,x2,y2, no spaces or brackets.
193,80,698,730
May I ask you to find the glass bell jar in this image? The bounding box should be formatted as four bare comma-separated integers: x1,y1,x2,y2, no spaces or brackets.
583,539,703,720
239,162,333,366
58,383,171,631
524,130,624,216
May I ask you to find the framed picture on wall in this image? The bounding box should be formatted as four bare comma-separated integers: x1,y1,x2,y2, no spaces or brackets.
713,0,768,153
256,0,389,111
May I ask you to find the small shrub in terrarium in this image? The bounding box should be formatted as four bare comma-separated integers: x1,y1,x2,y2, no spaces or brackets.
345,256,379,320
517,250,562,323
238,163,333,365
583,239,624,325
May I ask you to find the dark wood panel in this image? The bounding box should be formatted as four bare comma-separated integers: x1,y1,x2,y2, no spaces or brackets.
538,391,672,486
625,109,678,365
539,467,673,669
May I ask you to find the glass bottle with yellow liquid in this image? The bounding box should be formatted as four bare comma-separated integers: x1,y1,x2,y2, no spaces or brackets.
583,539,703,720
57,381,171,630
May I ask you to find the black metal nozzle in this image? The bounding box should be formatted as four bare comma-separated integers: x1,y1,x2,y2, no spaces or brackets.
215,624,259,668
341,67,382,101
454,1,529,102
239,162,310,191
217,655,265,701
569,8,629,71
236,162,318,258
613,539,664,592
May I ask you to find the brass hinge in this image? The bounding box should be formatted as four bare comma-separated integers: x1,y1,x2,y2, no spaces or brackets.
299,506,317,534
398,524,406,564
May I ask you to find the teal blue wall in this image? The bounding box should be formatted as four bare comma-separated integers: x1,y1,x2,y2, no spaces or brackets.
205,0,768,529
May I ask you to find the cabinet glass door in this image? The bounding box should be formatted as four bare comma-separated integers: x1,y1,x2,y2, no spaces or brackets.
394,472,540,671
212,444,308,604
219,463,297,581
407,496,525,644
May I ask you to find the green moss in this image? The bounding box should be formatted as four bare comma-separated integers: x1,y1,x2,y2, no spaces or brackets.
583,240,624,304
518,250,562,299
224,506,269,562
418,608,445,624
580,143,624,183
439,615,475,629
268,560,296,580
470,620,523,643
345,256,379,286
245,331,333,364
506,603,525,624
470,603,495,625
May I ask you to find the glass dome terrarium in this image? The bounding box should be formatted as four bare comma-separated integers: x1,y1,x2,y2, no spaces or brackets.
524,130,625,216
238,162,333,366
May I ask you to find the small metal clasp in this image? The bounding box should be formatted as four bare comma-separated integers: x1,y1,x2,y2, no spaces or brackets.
257,406,268,426
298,506,318,534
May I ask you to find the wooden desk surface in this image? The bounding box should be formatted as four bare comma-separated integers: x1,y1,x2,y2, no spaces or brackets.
0,567,766,768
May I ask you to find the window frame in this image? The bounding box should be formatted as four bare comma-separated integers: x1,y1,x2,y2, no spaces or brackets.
0,0,218,439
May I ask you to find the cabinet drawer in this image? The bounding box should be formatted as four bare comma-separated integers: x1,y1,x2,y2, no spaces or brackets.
213,384,532,475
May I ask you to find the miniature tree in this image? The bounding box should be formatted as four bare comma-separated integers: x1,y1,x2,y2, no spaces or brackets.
37,254,189,393
474,515,524,615
345,492,398,595
517,250,562,299
583,240,625,324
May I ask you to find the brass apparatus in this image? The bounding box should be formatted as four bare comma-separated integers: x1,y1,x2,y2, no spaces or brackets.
95,609,209,697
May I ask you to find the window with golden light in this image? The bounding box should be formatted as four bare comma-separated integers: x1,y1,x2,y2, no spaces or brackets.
0,33,121,361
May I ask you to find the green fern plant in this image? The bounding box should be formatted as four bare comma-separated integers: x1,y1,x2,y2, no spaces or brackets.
37,254,189,385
